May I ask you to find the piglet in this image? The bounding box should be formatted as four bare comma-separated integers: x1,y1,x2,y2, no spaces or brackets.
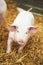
7,7,38,53
0,0,7,27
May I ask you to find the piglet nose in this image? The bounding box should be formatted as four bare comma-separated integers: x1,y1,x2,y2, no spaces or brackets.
18,40,24,45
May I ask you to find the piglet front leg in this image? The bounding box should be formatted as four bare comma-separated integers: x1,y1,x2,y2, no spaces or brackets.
18,42,26,53
7,38,13,53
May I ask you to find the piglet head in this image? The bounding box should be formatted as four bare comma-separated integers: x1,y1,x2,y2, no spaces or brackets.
7,24,38,46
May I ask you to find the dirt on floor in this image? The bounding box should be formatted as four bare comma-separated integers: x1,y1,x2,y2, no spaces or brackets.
0,0,43,65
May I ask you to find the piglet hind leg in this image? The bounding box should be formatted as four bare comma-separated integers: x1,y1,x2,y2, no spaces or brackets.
7,38,13,53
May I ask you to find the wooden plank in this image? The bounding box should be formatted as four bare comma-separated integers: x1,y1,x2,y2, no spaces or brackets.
13,0,43,16
23,4,43,11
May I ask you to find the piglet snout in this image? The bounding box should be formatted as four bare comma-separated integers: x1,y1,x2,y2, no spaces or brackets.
19,40,24,43
18,40,25,45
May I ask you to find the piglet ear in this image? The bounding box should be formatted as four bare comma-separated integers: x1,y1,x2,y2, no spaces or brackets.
29,26,38,34
7,24,18,31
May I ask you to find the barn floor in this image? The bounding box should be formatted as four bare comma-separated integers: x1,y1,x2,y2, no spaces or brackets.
0,0,43,65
